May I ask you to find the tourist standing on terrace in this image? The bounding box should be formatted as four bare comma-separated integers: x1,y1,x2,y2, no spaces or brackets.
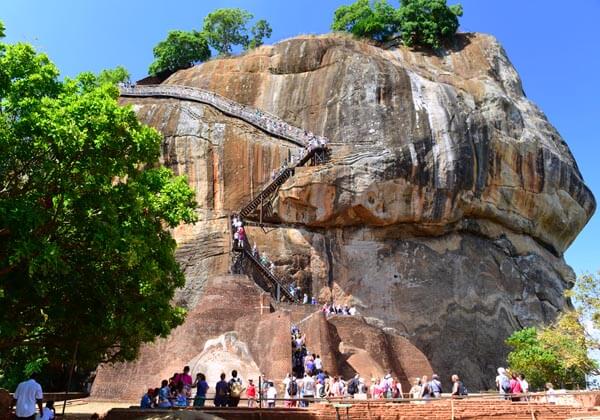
266,382,277,408
495,367,511,399
246,379,257,408
302,373,316,406
192,373,209,407
409,378,422,399
430,374,443,398
451,374,467,396
214,373,229,407
12,374,43,420
228,370,244,407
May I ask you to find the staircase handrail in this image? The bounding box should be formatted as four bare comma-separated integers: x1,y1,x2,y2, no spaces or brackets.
120,84,328,147
240,248,296,301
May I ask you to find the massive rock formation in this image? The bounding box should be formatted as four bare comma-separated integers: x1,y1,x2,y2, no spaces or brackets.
93,32,594,396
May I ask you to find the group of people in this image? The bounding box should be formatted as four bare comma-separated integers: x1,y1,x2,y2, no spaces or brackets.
231,216,246,249
407,374,468,400
321,302,357,316
494,367,530,400
140,367,248,409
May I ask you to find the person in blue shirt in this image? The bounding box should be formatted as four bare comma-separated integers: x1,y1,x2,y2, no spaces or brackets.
140,388,154,408
193,373,210,407
214,373,229,407
158,380,172,408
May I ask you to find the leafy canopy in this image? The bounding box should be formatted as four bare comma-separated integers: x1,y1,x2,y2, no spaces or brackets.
202,8,272,55
148,30,211,76
331,0,463,48
97,65,130,85
398,0,463,48
0,27,197,389
332,0,402,42
506,278,600,391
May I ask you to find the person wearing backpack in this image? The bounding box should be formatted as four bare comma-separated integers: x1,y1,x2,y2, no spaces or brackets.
429,374,443,398
495,367,511,400
228,370,244,407
347,374,359,396
451,374,468,397
287,376,299,407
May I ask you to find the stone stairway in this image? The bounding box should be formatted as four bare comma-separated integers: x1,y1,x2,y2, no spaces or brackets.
119,84,327,147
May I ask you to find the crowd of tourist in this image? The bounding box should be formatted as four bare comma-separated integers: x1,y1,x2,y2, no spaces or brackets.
126,84,328,148
139,362,559,410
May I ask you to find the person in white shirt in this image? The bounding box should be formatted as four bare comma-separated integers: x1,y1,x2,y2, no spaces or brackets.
314,355,323,372
266,382,277,408
302,373,315,406
12,375,43,420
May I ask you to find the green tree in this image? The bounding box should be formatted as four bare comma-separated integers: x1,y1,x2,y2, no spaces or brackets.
148,30,210,76
398,0,463,49
506,312,598,390
202,8,272,55
0,30,197,389
331,0,402,42
97,65,130,85
567,271,600,328
248,19,273,49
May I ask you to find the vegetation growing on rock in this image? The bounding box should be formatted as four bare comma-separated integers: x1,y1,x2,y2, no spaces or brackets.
202,8,272,55
332,0,463,49
149,30,211,76
0,25,197,388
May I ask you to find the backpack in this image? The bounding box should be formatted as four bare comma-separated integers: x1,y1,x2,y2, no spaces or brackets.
318,384,326,398
347,379,358,395
458,381,468,395
288,380,298,396
500,376,511,393
230,379,243,398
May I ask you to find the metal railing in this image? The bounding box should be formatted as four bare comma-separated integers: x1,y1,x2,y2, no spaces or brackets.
120,85,328,147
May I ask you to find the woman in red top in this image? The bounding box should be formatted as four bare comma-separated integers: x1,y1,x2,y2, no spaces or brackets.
509,373,523,401
246,379,257,408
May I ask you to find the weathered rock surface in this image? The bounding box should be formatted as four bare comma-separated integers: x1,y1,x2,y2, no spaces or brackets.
167,33,594,255
92,275,429,399
94,32,594,394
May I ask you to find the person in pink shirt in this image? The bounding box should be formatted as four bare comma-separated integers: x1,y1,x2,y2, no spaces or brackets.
509,373,523,401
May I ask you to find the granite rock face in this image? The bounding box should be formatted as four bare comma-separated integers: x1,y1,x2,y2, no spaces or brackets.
99,33,594,392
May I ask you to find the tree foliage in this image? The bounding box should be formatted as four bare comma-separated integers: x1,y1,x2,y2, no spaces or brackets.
0,30,197,389
567,271,600,329
202,8,272,55
148,30,211,76
331,0,463,48
398,0,463,48
96,65,130,85
332,0,401,42
248,19,273,49
506,311,598,390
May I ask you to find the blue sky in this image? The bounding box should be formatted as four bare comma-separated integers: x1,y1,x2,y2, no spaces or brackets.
2,1,599,275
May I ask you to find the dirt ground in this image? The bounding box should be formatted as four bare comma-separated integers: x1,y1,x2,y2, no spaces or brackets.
57,399,137,418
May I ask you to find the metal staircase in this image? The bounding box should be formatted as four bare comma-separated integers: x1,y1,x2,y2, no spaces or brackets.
119,84,331,304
